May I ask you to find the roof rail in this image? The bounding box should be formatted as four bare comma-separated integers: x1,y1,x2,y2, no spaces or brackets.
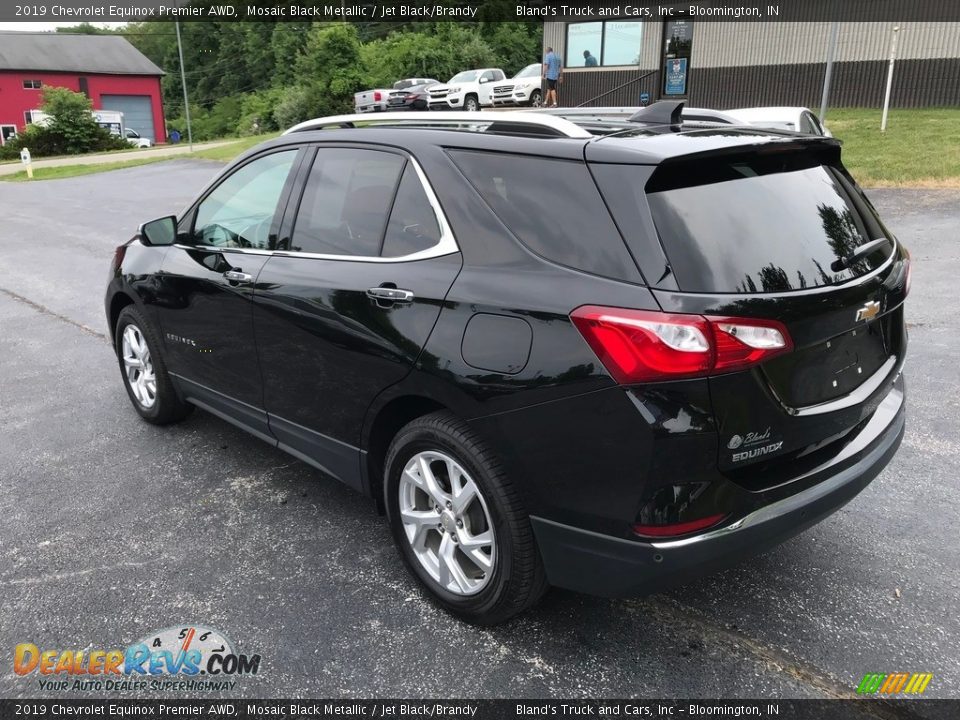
283,111,594,139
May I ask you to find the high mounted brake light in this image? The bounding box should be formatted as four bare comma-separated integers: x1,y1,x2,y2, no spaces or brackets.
570,306,793,383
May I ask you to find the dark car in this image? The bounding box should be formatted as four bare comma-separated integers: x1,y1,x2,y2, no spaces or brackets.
105,104,909,625
386,78,440,111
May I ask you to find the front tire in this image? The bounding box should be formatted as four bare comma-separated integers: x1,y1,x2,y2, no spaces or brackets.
384,412,548,625
529,90,543,108
463,95,480,112
115,306,192,425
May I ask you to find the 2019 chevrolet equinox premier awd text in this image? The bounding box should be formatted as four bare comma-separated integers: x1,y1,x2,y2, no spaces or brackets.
105,105,909,625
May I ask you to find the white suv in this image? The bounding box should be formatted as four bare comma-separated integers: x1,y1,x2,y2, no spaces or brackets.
427,68,506,111
492,64,543,108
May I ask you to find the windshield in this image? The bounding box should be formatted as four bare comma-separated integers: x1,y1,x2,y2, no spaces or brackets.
449,70,480,83
513,64,541,79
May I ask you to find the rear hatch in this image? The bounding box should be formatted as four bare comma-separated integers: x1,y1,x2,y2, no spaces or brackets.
590,138,909,489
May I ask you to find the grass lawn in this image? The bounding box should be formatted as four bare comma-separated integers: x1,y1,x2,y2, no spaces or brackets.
827,107,960,187
191,133,281,161
0,157,166,182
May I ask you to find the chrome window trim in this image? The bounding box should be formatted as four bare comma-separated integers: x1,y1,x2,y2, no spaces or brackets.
176,154,459,264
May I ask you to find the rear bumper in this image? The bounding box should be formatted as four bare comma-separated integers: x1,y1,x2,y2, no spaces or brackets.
531,380,905,597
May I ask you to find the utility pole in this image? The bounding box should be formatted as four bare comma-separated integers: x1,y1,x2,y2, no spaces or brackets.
819,21,840,124
881,24,901,133
175,21,193,151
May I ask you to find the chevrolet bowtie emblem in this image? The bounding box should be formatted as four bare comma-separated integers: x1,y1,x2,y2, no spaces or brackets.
856,300,881,322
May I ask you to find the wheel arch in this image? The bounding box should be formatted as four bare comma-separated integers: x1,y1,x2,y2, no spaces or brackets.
108,291,137,345
362,394,451,513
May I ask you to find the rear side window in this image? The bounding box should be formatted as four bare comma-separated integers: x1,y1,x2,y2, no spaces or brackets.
289,148,404,256
605,154,892,294
382,164,441,257
448,150,640,281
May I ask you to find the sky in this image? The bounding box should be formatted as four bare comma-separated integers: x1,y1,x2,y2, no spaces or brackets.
0,22,127,31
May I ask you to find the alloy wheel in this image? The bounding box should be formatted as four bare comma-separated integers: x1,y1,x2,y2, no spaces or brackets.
121,324,157,409
398,450,496,595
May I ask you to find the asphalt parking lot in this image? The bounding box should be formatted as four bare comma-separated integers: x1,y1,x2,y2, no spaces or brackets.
1,160,958,703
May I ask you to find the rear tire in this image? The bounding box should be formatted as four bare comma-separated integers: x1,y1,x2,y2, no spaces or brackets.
115,306,192,426
384,412,548,625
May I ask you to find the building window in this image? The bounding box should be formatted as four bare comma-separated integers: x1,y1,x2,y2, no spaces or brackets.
24,110,36,125
566,21,643,68
22,79,42,89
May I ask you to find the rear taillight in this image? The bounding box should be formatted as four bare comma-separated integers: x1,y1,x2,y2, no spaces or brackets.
373,91,382,101
633,514,727,538
570,306,792,383
632,482,729,539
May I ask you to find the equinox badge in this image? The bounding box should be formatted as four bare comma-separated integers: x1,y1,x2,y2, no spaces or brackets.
856,300,881,323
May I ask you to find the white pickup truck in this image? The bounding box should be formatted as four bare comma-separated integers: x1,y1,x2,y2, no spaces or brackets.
354,78,436,114
427,68,507,111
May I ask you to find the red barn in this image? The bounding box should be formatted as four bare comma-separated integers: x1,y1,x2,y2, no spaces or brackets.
0,31,165,146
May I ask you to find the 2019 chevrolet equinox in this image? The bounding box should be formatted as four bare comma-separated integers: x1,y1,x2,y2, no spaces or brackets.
105,105,909,625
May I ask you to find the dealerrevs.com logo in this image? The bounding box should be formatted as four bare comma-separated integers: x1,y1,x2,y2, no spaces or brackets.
14,625,261,693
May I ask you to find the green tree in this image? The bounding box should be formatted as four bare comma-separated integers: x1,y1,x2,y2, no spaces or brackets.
295,23,369,116
41,87,108,154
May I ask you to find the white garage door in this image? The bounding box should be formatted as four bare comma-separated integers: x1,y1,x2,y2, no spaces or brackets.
100,95,155,142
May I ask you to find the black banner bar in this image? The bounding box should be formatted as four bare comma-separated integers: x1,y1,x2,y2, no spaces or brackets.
2,700,959,720
4,0,960,23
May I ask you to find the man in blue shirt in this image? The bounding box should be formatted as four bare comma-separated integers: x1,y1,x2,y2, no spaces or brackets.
583,50,598,67
543,47,563,108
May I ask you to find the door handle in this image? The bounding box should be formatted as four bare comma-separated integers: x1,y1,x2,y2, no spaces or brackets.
223,270,254,283
366,287,415,303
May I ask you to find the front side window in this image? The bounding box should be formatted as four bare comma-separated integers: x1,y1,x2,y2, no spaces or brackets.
288,148,405,257
193,149,297,250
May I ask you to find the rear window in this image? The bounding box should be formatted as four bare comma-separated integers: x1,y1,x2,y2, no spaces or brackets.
613,154,892,294
447,150,641,282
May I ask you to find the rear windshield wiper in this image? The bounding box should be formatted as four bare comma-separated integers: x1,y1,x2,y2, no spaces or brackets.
830,238,890,272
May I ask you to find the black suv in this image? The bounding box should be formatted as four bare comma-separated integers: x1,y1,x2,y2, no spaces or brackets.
105,105,909,624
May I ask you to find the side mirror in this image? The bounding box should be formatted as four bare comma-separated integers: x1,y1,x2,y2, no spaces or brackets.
139,215,177,247
479,77,490,84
